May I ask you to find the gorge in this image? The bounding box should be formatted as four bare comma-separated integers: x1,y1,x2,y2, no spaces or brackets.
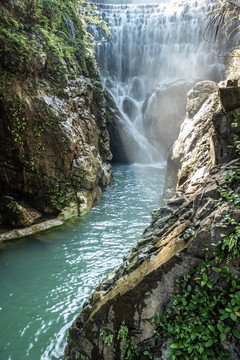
0,0,240,360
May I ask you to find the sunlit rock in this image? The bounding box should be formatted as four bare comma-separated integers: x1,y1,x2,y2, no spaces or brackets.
186,80,219,118
65,79,240,360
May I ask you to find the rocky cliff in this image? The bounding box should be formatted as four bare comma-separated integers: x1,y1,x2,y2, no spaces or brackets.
0,0,112,229
65,80,240,360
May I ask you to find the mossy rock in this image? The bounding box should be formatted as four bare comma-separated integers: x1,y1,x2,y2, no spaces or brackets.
0,196,39,227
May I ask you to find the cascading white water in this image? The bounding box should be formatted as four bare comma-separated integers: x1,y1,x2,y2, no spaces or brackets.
91,0,230,163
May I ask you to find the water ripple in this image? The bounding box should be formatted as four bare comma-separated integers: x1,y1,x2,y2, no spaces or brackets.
0,164,166,360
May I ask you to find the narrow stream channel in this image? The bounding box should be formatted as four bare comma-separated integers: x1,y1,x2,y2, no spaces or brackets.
0,163,166,360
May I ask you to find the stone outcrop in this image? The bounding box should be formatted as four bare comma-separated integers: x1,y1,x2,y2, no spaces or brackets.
219,86,240,112
0,196,41,227
0,0,112,230
65,80,240,360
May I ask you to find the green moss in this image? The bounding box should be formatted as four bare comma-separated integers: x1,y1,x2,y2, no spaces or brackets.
6,95,28,146
0,0,109,211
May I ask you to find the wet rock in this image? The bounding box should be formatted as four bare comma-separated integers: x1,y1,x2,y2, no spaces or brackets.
171,81,221,192
0,218,64,243
122,96,138,120
106,91,144,163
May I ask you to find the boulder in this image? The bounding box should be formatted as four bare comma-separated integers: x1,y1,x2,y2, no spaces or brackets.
186,80,219,118
0,196,40,227
122,96,138,120
218,86,240,112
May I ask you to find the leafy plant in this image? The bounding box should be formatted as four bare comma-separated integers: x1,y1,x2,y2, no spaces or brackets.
183,227,196,241
117,325,139,360
117,325,128,340
143,350,153,359
152,263,240,360
100,329,114,346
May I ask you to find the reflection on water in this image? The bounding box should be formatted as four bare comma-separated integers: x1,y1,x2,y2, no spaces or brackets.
0,164,166,360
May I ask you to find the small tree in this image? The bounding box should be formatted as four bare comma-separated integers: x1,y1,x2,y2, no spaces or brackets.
207,0,240,80
207,0,240,39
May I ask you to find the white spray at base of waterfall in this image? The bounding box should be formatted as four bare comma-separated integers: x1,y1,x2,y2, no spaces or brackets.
92,0,230,163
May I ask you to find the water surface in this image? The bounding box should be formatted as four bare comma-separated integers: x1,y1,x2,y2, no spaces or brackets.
0,164,166,360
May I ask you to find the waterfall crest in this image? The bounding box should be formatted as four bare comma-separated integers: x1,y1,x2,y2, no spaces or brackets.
92,0,228,163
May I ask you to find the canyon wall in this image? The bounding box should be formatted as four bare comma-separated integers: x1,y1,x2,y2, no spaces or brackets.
0,0,112,228
65,81,240,360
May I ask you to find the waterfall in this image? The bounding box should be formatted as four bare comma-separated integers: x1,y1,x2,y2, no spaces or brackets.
91,0,230,163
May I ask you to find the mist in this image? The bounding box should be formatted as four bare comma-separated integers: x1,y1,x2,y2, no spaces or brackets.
93,1,226,163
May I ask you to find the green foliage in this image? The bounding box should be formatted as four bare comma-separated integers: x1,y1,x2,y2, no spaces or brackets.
100,329,114,346
117,325,139,360
220,216,240,262
152,262,240,360
121,339,139,360
49,184,66,209
7,95,27,146
143,350,153,359
117,325,129,340
79,355,89,360
0,0,109,85
215,113,240,261
183,227,196,241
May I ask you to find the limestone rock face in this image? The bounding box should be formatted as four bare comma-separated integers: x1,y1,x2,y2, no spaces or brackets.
186,80,219,118
65,80,240,360
0,1,112,221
